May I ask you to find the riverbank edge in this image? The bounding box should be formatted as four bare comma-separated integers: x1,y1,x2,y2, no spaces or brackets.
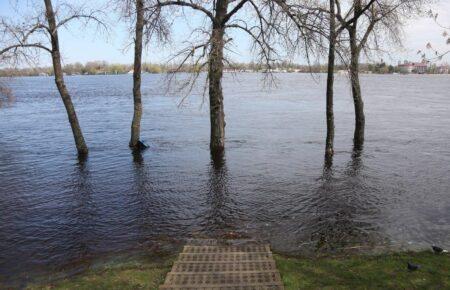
24,250,449,289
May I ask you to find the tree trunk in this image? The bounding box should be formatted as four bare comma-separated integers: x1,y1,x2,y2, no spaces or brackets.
44,0,88,156
208,0,228,153
349,32,365,149
349,0,365,149
129,0,144,149
325,0,336,157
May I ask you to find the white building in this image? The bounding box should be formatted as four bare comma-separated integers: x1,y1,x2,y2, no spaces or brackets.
398,60,429,74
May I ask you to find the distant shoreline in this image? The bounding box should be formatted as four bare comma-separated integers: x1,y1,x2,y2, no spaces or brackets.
2,71,450,78
1,60,449,78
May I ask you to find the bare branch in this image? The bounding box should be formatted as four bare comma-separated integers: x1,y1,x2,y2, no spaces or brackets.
155,0,215,22
0,43,52,55
222,0,249,25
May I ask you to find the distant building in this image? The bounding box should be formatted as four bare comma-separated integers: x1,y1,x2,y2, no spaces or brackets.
398,60,429,74
398,62,413,73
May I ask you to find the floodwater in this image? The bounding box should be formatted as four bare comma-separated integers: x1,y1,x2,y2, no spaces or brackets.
1,73,449,285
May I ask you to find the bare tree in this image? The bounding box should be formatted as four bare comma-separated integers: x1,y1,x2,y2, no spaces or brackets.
154,0,276,154
0,0,106,157
119,0,169,150
324,0,382,158
131,0,146,150
325,0,336,158
345,0,371,149
336,0,426,150
279,0,424,155
267,0,375,157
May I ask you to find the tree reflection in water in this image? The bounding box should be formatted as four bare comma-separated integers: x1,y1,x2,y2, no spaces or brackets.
311,146,382,253
202,151,242,238
0,85,15,108
130,150,161,249
64,156,97,274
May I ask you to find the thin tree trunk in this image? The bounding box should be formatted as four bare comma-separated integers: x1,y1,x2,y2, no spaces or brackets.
44,0,88,156
349,28,365,149
349,0,365,149
129,0,144,149
325,0,336,157
208,0,228,153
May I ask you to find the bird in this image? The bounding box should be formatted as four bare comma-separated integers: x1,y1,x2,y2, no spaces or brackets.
432,246,447,254
407,262,420,271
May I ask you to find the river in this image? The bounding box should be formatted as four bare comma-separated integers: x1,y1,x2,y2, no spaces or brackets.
1,73,449,285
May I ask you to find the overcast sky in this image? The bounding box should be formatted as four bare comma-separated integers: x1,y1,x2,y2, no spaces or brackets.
1,0,449,66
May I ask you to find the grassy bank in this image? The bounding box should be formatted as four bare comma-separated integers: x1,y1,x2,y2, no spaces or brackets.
275,251,450,289
26,251,449,289
26,256,175,290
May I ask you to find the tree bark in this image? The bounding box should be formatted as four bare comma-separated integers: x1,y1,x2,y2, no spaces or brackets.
348,0,365,150
349,32,365,149
208,0,228,153
129,0,145,149
325,0,336,157
44,0,88,156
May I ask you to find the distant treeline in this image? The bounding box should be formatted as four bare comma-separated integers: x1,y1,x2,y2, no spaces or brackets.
0,60,419,77
0,61,166,77
0,61,304,76
2,60,448,78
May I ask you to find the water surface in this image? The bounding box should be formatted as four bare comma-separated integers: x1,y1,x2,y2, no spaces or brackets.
1,73,449,285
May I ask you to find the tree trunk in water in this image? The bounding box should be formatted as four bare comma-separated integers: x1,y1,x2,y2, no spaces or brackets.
208,1,228,154
349,1,365,150
129,0,144,149
325,0,336,158
44,0,88,156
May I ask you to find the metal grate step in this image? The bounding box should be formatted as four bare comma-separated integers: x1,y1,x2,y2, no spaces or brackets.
163,271,282,286
183,245,270,254
177,252,273,262
186,239,220,246
170,261,277,273
186,239,259,246
160,285,284,290
161,239,284,289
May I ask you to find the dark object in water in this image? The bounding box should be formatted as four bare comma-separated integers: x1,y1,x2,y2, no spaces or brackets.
407,262,420,271
432,246,444,254
134,140,148,151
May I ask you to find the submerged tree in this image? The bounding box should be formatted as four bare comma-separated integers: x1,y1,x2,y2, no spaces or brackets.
345,0,369,149
120,0,169,150
0,0,106,156
273,0,425,155
325,0,337,158
337,0,426,149
325,0,376,156
130,0,146,150
155,0,275,154
267,0,375,157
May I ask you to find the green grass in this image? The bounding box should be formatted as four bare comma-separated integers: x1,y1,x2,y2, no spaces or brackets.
26,251,449,289
26,256,175,290
275,251,450,289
